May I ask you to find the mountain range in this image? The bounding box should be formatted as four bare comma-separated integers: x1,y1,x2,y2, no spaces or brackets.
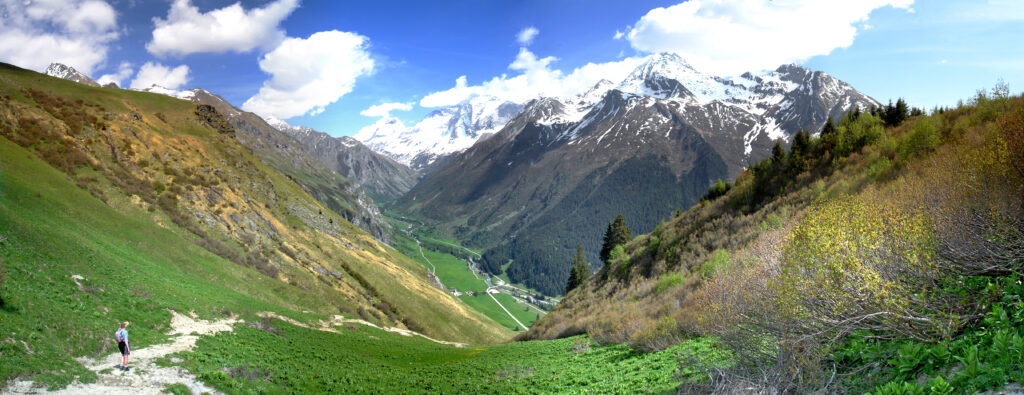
44,53,880,297
390,53,880,295
354,95,526,173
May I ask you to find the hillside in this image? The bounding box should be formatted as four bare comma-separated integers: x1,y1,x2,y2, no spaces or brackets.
395,54,879,296
268,119,417,206
0,61,513,387
0,81,712,392
134,84,392,242
524,86,1024,392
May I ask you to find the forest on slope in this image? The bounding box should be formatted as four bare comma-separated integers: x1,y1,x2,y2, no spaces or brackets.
525,84,1024,392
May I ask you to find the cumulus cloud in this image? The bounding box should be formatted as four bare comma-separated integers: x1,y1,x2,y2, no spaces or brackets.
516,27,539,46
96,61,133,87
0,0,119,74
147,0,299,57
420,48,644,108
361,102,413,118
242,30,375,119
626,0,914,75
129,62,191,90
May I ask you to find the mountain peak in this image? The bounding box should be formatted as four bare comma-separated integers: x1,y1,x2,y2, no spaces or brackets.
264,116,291,132
137,84,200,101
45,63,99,87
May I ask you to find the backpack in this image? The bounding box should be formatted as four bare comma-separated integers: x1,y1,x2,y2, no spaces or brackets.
114,329,124,343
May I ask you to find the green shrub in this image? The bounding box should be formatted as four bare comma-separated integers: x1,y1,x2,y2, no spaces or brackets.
647,236,660,254
866,156,893,180
653,272,686,294
701,249,731,280
898,117,941,160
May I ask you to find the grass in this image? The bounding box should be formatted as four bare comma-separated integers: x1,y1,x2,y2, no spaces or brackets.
172,317,731,394
0,136,319,388
390,230,546,330
0,63,511,389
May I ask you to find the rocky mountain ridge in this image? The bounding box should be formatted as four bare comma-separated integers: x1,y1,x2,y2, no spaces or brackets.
395,53,880,295
134,85,391,241
266,117,418,205
44,63,100,87
354,95,526,173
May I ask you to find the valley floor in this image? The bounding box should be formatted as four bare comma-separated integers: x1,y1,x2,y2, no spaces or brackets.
4,309,727,394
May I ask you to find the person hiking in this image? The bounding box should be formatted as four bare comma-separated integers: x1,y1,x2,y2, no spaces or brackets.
115,321,130,370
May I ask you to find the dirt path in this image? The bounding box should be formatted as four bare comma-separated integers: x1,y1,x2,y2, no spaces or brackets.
5,311,238,395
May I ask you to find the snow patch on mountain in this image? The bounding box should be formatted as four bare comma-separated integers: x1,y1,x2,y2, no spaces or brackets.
136,85,198,101
355,96,525,169
45,63,100,87
359,52,878,165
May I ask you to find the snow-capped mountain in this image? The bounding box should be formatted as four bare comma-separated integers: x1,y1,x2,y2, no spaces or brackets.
396,53,880,295
355,95,526,172
136,84,201,101
44,63,99,87
534,52,879,157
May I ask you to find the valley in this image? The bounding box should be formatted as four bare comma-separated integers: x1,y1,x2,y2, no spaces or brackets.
386,215,549,332
0,1,1019,392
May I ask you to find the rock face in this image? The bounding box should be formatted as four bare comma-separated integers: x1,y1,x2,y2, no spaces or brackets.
138,85,391,242
396,53,880,296
355,96,526,174
267,119,417,206
44,63,100,87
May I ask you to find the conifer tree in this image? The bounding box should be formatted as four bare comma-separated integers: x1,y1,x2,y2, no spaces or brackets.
821,117,836,136
565,244,589,293
600,214,632,264
771,140,785,162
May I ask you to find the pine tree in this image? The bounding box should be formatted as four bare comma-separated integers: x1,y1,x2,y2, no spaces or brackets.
771,140,785,162
565,244,589,294
600,214,632,264
565,264,579,294
821,117,836,136
792,129,809,156
600,221,614,264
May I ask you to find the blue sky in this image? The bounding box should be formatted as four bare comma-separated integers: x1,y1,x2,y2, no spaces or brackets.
0,0,1020,137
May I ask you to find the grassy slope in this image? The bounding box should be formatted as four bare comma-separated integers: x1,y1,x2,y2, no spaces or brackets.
526,91,1024,391
0,138,319,386
174,317,729,394
0,65,511,386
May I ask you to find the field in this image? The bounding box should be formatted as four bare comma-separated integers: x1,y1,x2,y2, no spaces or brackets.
172,317,730,394
389,230,545,330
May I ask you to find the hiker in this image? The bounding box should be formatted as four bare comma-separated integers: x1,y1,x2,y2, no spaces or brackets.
115,321,130,370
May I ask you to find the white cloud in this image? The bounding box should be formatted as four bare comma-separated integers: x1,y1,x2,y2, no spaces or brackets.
420,48,644,108
516,27,539,46
242,30,375,119
0,0,119,75
146,0,299,57
626,0,914,75
129,62,191,90
96,61,133,87
361,102,413,118
613,30,625,40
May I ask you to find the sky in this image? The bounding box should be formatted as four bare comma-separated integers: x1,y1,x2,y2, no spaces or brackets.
0,0,1021,137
